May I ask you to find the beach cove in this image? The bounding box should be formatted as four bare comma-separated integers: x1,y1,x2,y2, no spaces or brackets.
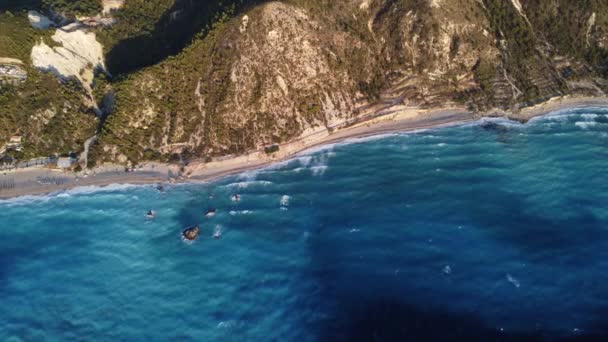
2,95,608,200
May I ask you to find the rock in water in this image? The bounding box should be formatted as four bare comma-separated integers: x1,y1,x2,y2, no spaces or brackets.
182,226,200,241
205,208,216,217
480,121,509,133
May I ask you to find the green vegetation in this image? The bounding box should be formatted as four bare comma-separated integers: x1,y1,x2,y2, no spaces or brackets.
99,0,261,75
42,0,102,17
523,0,608,77
0,11,42,62
0,69,97,157
0,10,97,157
482,0,540,101
4,0,608,166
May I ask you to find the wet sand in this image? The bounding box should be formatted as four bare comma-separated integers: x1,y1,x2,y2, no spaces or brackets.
2,95,607,200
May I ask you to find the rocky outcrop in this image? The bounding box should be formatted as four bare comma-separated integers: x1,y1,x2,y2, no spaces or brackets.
31,24,106,91
182,226,200,241
0,58,27,85
4,0,608,165
28,10,54,29
98,1,503,163
102,0,124,15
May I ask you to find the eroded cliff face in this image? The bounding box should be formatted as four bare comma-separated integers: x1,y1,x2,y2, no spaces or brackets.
3,0,608,165
98,0,504,163
99,1,372,163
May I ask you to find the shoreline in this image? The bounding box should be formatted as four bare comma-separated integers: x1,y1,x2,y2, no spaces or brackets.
2,95,608,200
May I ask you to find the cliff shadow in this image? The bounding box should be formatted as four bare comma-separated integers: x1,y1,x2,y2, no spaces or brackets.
105,0,264,76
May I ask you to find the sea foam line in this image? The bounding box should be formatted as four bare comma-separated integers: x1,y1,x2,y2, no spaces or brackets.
0,183,153,206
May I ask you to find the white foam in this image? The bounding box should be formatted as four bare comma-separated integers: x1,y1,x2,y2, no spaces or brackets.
443,265,452,275
580,113,598,120
229,210,253,216
235,169,261,182
536,114,570,122
529,106,608,123
575,121,597,130
222,180,273,189
213,225,223,238
477,117,523,128
0,183,147,206
217,321,235,329
506,274,521,288
296,143,338,157
310,165,328,176
280,195,290,207
342,133,398,145
296,156,313,167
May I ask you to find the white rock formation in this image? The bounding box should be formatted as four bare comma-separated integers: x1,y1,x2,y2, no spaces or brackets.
28,10,53,29
31,24,106,90
102,0,125,15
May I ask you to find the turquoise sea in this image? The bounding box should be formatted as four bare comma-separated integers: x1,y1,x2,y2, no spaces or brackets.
2,107,608,341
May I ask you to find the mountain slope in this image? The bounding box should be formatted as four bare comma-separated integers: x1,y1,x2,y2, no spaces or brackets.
2,0,608,166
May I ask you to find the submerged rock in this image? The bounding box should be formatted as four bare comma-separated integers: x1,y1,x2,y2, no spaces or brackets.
480,121,509,134
595,115,608,124
182,226,200,241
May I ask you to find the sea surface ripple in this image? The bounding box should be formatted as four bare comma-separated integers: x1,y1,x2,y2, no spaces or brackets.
2,107,608,341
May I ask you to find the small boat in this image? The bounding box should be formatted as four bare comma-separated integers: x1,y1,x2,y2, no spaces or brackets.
146,210,156,218
182,226,200,241
205,208,217,217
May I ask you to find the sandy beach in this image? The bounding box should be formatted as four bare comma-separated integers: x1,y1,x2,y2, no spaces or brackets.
2,95,608,200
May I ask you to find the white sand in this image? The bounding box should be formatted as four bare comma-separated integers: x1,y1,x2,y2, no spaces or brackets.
3,96,608,199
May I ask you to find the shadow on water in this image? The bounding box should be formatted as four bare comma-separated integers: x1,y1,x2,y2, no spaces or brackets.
467,186,608,257
306,229,608,341
478,121,514,144
304,188,608,341
319,296,608,342
105,0,263,76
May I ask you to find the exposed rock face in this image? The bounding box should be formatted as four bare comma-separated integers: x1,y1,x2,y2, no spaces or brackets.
27,10,54,29
4,0,608,164
98,1,503,163
0,58,27,85
102,0,125,15
31,25,106,90
100,1,374,163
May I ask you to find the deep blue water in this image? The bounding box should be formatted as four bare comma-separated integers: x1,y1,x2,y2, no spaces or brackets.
2,108,608,341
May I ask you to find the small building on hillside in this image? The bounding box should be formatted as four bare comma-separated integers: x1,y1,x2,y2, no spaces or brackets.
1,136,23,155
6,136,22,151
264,144,280,154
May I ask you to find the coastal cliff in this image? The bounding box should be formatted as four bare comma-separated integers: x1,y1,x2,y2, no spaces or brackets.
1,0,608,166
